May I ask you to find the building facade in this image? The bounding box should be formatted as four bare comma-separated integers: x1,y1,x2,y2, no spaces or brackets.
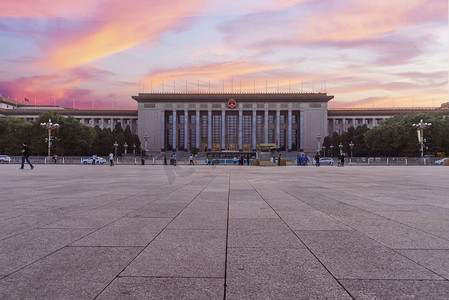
133,93,333,153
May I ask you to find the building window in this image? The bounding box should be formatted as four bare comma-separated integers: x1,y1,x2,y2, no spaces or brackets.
268,114,274,124
291,129,297,150
345,119,350,124
179,115,185,124
280,115,285,124
190,129,196,148
292,114,297,124
107,119,111,125
212,115,222,144
190,115,196,124
201,115,208,141
168,114,173,124
179,129,184,148
226,115,238,145
168,128,173,149
280,129,285,149
335,119,341,125
256,115,263,144
268,129,274,144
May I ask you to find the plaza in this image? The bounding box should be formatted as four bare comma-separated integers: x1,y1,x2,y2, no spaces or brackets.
1,164,449,299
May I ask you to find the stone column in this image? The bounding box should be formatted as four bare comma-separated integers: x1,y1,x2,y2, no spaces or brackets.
184,110,188,151
287,110,292,151
252,110,257,150
221,110,226,149
207,110,212,150
276,110,280,147
196,110,200,149
264,110,268,144
172,110,177,151
238,110,243,150
100,118,105,129
299,110,304,150
161,112,165,151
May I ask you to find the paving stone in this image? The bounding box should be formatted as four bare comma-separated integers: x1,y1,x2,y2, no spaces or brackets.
121,229,226,278
97,277,224,300
229,201,278,218
0,228,93,275
71,217,170,246
296,230,443,280
398,250,449,280
340,217,449,249
228,218,305,248
129,203,187,218
0,246,142,300
341,279,449,300
280,210,353,230
226,247,352,299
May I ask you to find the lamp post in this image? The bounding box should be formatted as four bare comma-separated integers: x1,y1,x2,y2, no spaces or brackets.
144,134,149,153
339,143,343,155
322,144,326,157
113,141,118,157
133,143,136,156
349,141,354,164
124,142,128,156
316,135,322,153
40,119,59,157
330,145,334,157
412,119,431,162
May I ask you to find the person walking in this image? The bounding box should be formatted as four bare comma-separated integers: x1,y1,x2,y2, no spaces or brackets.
173,153,177,166
109,152,114,166
20,142,34,170
53,154,58,164
315,153,320,167
189,154,194,165
341,154,345,167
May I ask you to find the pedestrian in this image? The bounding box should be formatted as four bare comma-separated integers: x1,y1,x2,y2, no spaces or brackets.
278,153,282,166
20,142,34,170
296,155,300,166
233,156,237,165
109,152,114,166
246,155,250,165
189,154,194,165
337,154,342,167
173,153,177,166
315,153,320,167
341,154,345,167
92,155,96,165
163,155,167,165
53,154,58,164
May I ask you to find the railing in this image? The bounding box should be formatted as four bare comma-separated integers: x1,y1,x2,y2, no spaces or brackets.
2,156,446,166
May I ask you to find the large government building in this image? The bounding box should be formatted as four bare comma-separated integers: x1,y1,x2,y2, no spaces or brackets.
1,94,447,154
133,93,333,153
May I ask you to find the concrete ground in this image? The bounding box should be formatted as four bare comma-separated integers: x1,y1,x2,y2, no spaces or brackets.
1,164,449,299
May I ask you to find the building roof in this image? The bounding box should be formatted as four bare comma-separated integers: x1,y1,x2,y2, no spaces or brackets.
328,107,447,117
132,92,334,103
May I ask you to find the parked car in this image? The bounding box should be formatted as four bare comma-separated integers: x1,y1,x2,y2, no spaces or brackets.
435,158,449,165
319,157,334,165
81,156,106,165
0,155,11,163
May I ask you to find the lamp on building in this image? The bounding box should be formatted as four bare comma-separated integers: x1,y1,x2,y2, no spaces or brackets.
40,119,59,157
124,142,128,155
412,119,431,162
349,141,354,164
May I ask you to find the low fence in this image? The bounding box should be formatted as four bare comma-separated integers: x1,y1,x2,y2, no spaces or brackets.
2,156,446,166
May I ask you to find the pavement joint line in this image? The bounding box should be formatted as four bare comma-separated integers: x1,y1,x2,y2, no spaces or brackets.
246,178,357,300
222,169,231,300
92,172,222,300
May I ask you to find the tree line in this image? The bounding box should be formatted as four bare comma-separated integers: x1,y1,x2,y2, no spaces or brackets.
0,112,141,156
324,112,449,157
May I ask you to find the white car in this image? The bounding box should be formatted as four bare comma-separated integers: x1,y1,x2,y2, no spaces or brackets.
81,156,107,165
319,157,334,165
435,158,448,165
0,155,11,163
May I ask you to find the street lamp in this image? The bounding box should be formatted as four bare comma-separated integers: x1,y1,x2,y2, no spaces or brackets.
412,119,431,162
133,143,136,156
330,145,334,157
322,144,326,157
349,141,354,164
316,135,322,153
113,141,118,157
144,134,149,153
124,142,128,155
339,143,343,154
40,119,59,157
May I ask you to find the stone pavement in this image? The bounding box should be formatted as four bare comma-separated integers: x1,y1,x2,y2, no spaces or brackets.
1,164,449,299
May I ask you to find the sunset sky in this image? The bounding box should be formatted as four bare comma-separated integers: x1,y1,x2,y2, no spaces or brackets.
0,0,447,109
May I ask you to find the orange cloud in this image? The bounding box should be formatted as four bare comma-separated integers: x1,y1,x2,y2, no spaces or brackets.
38,0,209,70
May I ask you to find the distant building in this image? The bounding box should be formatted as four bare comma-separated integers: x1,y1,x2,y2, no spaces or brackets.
0,97,138,134
1,95,447,154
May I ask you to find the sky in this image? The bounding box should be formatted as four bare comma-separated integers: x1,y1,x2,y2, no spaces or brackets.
0,0,447,110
